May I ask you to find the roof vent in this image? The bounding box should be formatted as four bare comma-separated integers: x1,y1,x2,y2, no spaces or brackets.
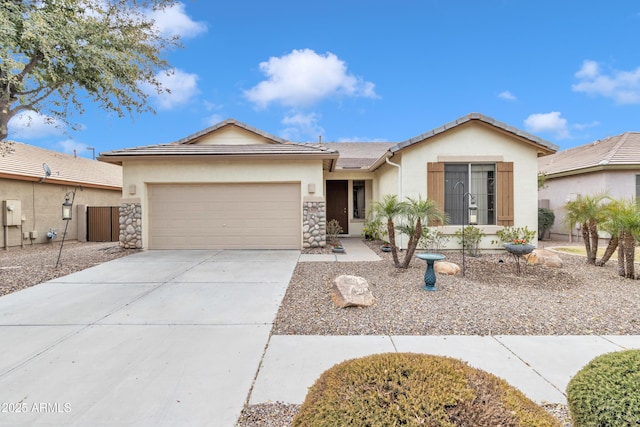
599,160,609,165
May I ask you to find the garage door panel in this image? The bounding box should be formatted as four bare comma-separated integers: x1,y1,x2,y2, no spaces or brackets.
148,183,301,249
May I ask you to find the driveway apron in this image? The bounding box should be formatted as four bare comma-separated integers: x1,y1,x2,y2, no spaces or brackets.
0,249,299,427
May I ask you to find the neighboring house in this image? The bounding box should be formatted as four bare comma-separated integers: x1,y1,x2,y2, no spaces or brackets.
538,132,640,241
0,142,122,248
99,113,557,250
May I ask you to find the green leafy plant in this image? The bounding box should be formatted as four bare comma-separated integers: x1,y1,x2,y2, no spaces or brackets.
362,214,384,241
567,349,640,426
293,353,560,427
492,226,537,246
538,208,555,240
454,225,485,256
419,227,450,251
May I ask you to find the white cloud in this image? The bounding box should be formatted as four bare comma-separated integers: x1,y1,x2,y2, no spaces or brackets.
203,114,224,127
148,2,207,39
572,60,640,104
524,112,570,139
58,139,90,157
244,49,378,109
573,120,600,131
8,111,66,139
145,68,200,110
280,112,325,141
498,91,516,101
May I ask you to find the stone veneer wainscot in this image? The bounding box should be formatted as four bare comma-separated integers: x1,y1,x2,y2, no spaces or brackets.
303,198,326,248
119,201,142,249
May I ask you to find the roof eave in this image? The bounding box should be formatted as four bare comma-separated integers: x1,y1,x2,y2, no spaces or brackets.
99,151,339,165
544,163,640,179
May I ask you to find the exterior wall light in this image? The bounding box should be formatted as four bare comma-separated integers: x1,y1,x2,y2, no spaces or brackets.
62,196,73,221
468,197,478,225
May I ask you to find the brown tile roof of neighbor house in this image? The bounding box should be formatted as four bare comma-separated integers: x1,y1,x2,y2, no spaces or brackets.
539,132,640,177
393,113,558,156
319,142,396,170
0,141,122,190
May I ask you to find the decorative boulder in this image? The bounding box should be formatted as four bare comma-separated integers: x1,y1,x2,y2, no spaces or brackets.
331,275,375,308
435,261,461,275
525,249,563,268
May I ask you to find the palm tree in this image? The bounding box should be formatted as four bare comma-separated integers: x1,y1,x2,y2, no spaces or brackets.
397,196,447,268
564,194,609,265
602,198,640,278
370,195,406,268
596,199,622,267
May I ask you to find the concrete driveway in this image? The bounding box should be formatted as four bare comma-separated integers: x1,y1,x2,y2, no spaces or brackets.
0,249,299,426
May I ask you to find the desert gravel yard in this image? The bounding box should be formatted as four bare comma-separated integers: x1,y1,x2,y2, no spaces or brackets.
274,241,640,336
241,241,638,427
0,241,139,296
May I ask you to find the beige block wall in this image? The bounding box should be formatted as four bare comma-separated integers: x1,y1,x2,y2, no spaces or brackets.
0,178,121,248
121,158,325,248
375,125,542,249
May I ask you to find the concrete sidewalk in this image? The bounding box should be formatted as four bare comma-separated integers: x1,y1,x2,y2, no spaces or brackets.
250,334,640,406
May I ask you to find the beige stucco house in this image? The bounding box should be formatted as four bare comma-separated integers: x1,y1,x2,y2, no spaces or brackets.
538,132,640,241
1,142,122,248
99,113,557,250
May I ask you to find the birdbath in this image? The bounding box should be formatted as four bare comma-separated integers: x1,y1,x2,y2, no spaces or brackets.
416,253,446,291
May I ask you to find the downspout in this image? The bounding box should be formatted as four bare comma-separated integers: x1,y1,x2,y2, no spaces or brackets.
385,157,403,249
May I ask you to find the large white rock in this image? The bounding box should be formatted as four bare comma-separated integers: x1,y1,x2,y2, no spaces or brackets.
331,275,375,308
525,249,563,268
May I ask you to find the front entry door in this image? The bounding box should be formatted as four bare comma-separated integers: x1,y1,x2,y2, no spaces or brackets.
326,180,349,234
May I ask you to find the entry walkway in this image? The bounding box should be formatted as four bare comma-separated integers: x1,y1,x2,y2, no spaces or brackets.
298,237,381,262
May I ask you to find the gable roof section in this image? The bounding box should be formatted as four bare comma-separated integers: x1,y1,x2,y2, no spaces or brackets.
0,141,122,190
173,118,288,145
539,132,640,177
392,113,558,156
99,119,339,170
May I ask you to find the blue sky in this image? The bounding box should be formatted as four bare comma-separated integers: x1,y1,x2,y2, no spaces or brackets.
8,0,640,159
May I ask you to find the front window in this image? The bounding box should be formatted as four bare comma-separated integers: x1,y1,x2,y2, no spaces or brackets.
353,180,366,219
444,164,495,225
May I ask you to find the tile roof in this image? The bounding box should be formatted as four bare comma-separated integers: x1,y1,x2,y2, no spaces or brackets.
539,132,640,176
392,113,558,155
99,119,339,168
99,142,338,158
319,142,396,170
0,141,122,189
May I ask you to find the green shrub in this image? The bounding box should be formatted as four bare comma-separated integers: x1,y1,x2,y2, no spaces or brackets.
567,349,640,427
419,227,450,251
492,226,537,245
538,208,555,240
362,215,384,241
453,225,485,256
293,353,560,427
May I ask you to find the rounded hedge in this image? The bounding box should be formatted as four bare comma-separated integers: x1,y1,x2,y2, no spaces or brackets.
567,349,640,426
292,352,560,427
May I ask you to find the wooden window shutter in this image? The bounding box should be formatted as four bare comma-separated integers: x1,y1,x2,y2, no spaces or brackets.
496,161,514,226
427,162,445,225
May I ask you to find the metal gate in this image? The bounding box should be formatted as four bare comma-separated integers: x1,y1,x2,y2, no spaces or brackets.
87,206,119,242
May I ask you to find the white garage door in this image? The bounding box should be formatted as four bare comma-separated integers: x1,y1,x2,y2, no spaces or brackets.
148,183,301,249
